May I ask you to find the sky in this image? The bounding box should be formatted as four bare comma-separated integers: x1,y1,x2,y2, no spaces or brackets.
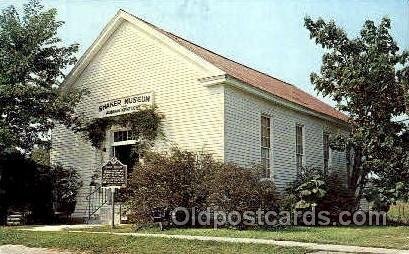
1,0,408,106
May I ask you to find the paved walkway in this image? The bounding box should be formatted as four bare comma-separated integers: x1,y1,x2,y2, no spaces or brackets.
0,245,73,254
25,224,101,231
21,225,409,254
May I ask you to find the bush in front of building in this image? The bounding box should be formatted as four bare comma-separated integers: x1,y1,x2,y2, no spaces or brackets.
317,172,356,220
50,164,83,216
126,148,279,228
285,166,356,224
0,150,54,225
126,149,211,226
207,163,279,227
0,150,82,225
285,167,327,210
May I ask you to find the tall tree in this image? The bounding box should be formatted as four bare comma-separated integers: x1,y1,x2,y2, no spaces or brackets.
0,0,84,224
305,17,409,208
0,0,83,154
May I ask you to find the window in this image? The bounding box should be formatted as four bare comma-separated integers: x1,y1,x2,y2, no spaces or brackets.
113,130,135,143
346,147,353,186
296,124,304,170
261,116,271,178
323,132,330,174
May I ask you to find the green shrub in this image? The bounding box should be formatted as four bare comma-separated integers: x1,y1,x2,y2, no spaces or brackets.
0,151,82,224
317,172,356,218
126,149,279,228
364,181,408,213
286,167,327,210
208,163,278,213
286,167,356,222
126,149,215,225
208,164,279,228
50,164,82,215
0,151,54,224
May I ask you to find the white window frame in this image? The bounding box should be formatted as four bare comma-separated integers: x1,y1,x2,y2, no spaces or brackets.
110,128,138,158
261,115,271,178
295,123,305,170
112,129,137,147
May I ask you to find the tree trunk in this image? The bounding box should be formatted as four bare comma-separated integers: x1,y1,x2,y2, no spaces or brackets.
349,147,365,209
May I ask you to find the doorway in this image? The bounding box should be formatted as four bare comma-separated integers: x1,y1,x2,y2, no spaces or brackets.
113,145,138,174
111,132,139,205
111,130,139,175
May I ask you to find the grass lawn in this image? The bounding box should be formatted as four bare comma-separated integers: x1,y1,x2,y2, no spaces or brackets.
0,227,307,254
78,224,409,250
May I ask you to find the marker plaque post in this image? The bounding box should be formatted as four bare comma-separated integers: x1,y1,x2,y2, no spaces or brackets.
101,157,127,228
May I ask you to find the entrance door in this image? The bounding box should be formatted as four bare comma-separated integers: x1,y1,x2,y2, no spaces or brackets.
113,145,138,175
112,130,138,175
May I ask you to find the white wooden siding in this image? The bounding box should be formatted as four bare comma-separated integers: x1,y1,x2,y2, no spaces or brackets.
51,21,225,217
51,17,350,219
224,86,347,190
50,126,103,217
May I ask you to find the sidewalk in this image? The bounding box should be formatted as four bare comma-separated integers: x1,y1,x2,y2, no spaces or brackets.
23,226,409,254
98,232,409,254
0,245,74,254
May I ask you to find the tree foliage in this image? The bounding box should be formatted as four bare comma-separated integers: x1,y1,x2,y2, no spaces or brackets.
0,0,83,153
305,17,409,205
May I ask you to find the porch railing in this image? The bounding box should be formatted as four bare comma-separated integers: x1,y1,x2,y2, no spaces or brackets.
86,186,109,220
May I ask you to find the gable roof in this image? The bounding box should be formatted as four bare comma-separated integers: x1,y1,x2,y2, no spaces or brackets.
166,32,349,122
122,11,348,123
65,9,348,123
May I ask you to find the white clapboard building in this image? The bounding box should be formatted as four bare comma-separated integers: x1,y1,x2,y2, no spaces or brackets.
51,10,350,222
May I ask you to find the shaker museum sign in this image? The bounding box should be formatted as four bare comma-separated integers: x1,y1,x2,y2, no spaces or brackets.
98,92,153,117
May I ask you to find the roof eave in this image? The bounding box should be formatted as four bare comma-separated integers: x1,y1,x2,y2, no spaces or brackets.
212,76,349,127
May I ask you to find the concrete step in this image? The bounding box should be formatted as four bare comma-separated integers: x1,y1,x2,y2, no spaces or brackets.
88,218,100,223
95,205,122,225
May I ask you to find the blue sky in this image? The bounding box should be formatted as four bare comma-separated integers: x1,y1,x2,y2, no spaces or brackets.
2,0,408,106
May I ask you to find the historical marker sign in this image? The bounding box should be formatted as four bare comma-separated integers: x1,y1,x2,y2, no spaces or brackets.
101,157,127,188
